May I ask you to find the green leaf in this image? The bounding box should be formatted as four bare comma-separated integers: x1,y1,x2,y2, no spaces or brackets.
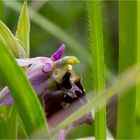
0,41,49,136
88,1,106,139
0,20,26,58
16,1,30,57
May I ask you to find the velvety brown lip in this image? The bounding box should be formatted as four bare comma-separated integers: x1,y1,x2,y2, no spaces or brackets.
43,71,93,128
46,96,93,128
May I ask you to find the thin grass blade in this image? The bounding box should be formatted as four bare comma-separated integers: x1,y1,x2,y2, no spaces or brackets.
88,1,106,139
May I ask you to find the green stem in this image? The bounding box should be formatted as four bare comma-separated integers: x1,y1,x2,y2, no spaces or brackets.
117,1,137,139
88,1,106,139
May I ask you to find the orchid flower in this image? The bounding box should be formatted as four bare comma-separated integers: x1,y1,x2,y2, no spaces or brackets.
0,44,93,127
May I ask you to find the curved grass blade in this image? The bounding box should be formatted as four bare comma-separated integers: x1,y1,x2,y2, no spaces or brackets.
88,1,106,139
16,1,30,57
51,65,140,135
0,41,49,136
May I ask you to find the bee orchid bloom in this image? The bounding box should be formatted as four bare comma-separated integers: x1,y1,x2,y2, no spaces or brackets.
0,44,66,105
0,44,93,127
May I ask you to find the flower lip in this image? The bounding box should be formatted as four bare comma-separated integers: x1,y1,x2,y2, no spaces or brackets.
43,71,93,127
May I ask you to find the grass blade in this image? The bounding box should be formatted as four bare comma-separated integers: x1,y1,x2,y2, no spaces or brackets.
0,41,49,136
16,1,30,57
88,1,106,139
117,1,137,139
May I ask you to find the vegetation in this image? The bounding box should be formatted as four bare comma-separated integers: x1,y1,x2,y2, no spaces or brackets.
0,1,140,139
